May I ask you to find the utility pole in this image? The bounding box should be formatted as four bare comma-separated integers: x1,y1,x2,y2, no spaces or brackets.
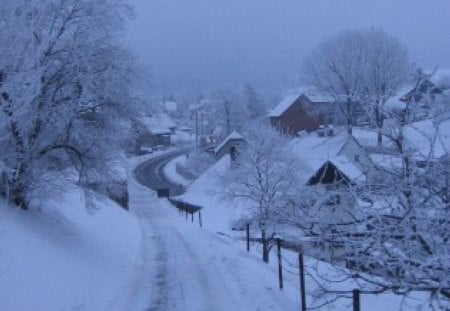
195,108,199,147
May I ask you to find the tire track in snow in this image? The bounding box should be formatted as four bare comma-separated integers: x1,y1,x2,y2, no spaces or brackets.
145,226,169,311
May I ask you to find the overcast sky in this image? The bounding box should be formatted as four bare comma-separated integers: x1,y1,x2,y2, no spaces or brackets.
124,0,450,94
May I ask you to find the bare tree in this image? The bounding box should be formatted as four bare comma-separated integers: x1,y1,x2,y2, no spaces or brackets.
303,29,412,139
243,83,267,120
211,88,246,137
221,121,304,262
303,30,368,135
363,28,412,145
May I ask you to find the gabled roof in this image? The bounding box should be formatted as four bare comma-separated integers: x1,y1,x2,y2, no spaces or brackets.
268,87,334,118
268,93,301,117
294,86,334,103
386,71,450,110
329,156,366,182
308,160,351,185
138,113,176,135
404,118,450,159
303,156,365,185
291,132,366,183
290,132,349,161
214,131,244,154
351,128,395,150
172,155,231,208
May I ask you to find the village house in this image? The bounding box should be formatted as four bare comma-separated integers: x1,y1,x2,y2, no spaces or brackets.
291,130,372,179
291,130,370,209
269,88,367,136
387,69,450,120
133,113,176,153
268,93,323,135
214,131,246,161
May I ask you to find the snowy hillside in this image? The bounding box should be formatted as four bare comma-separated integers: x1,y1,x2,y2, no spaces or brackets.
0,185,141,310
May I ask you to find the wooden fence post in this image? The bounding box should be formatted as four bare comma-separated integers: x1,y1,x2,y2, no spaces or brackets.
277,238,283,289
191,212,194,223
353,289,360,311
246,223,250,251
299,250,307,311
198,211,202,228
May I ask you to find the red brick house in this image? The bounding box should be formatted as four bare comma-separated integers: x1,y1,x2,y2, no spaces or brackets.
269,94,322,135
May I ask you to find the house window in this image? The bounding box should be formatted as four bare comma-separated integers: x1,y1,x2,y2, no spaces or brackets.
354,154,360,162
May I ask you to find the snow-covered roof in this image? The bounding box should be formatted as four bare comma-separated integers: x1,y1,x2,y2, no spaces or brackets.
329,156,366,182
429,68,450,88
214,131,244,154
268,93,301,117
290,132,365,183
291,132,349,162
404,118,450,159
295,86,334,103
173,155,231,208
139,113,176,134
369,154,403,170
164,101,177,112
385,85,413,110
352,118,450,161
351,128,396,150
268,87,334,118
386,70,450,110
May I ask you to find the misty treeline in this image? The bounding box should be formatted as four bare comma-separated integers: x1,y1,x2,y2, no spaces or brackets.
220,30,450,308
166,83,271,143
0,0,150,209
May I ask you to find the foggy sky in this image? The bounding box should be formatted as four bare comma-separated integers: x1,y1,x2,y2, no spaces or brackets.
124,0,450,94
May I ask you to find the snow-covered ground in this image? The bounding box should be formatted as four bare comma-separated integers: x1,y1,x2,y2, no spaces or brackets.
162,154,191,187
0,186,141,311
0,151,435,310
0,152,298,310
168,154,435,310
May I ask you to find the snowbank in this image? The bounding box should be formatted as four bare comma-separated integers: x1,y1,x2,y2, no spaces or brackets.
0,185,140,311
162,155,191,187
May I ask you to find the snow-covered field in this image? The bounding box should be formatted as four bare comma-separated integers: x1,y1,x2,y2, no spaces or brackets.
0,152,435,310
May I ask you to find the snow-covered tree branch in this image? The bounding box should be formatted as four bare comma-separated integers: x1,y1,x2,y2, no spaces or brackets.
0,0,150,209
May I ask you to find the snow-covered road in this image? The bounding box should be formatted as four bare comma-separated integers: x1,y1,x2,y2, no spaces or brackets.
126,159,299,311
134,150,188,197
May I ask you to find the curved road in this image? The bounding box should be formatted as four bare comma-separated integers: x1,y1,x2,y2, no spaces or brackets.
125,174,298,311
134,149,188,197
123,148,298,311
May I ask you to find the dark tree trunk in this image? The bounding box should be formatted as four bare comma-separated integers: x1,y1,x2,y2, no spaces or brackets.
8,169,29,210
262,229,269,263
375,104,383,145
